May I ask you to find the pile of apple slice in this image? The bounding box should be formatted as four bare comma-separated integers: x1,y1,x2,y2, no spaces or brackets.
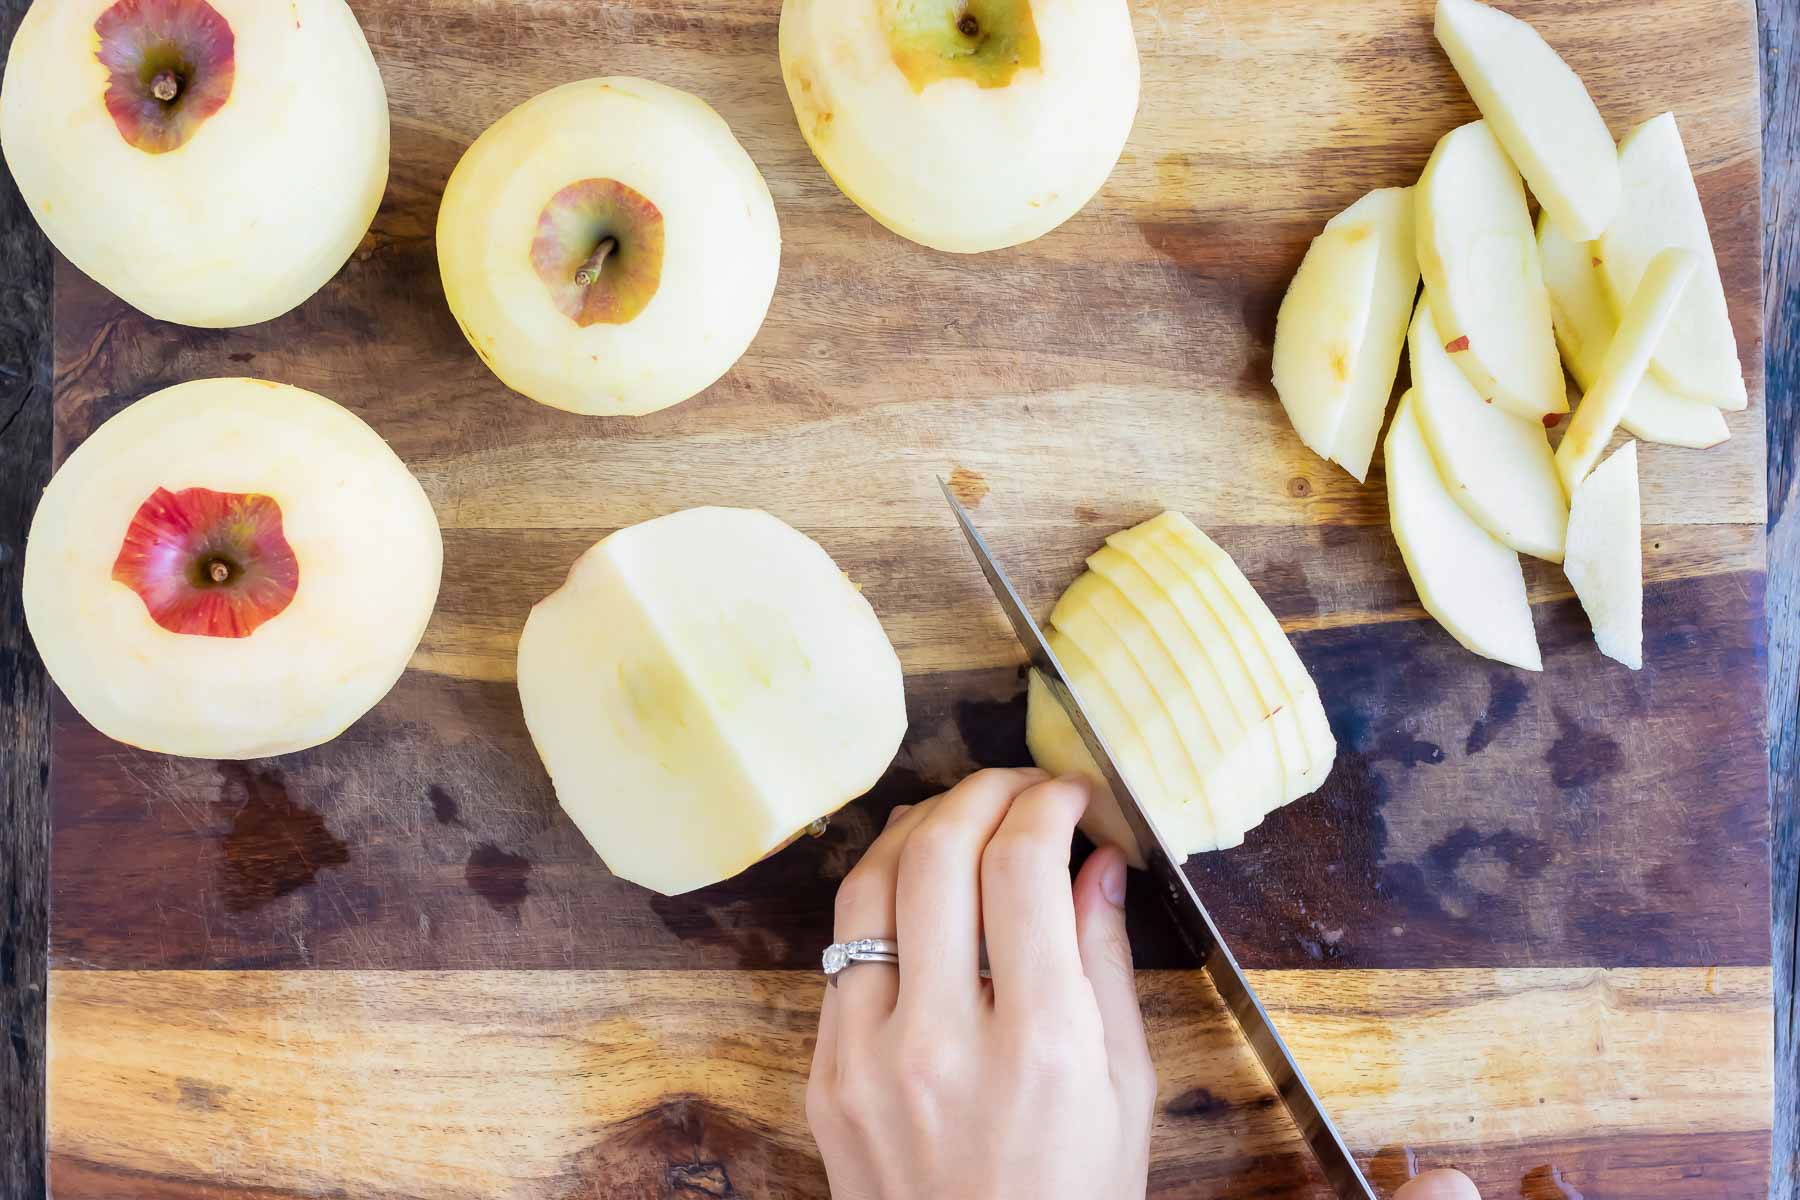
1271,0,1746,673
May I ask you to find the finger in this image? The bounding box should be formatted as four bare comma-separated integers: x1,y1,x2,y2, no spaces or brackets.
979,774,1091,1011
831,801,928,1032
1072,844,1154,1103
895,768,1049,1013
1395,1169,1482,1200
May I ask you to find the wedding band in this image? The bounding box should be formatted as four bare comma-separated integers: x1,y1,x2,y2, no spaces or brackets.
822,938,899,981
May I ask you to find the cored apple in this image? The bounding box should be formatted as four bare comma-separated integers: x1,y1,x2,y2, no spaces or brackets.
779,0,1139,253
515,508,906,896
23,378,442,758
438,78,780,417
0,0,389,328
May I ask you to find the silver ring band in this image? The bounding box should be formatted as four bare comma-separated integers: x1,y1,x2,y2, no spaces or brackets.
823,938,899,979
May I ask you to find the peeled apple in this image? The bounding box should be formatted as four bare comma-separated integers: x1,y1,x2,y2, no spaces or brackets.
1025,511,1336,863
516,507,907,895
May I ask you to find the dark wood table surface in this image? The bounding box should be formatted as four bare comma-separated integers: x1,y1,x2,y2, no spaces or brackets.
0,1,1794,1197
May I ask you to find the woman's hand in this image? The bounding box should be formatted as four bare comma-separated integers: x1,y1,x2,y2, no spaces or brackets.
807,768,1155,1200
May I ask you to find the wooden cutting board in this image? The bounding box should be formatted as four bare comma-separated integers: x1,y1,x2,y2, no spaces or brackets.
44,1,1772,1196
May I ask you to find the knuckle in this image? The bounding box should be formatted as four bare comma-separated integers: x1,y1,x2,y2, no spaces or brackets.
832,870,886,928
981,832,1052,884
899,821,966,874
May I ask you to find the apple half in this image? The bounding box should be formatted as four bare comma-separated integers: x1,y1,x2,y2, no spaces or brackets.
1434,0,1618,242
1025,511,1336,864
1538,211,1730,450
1416,121,1568,421
0,0,389,328
779,0,1139,253
23,378,442,758
1563,440,1643,670
1272,187,1420,482
516,508,906,896
438,78,781,417
1599,113,1747,410
1386,391,1542,672
1408,295,1567,563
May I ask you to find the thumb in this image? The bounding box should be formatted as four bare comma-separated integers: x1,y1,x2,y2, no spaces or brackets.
1073,844,1154,1103
1395,1169,1481,1200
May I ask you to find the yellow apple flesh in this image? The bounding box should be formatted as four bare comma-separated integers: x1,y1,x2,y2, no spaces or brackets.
779,0,1139,253
438,78,781,417
0,0,389,328
1563,440,1643,670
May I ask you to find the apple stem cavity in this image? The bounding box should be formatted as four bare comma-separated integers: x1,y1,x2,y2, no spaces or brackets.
207,558,231,584
151,69,181,103
575,238,618,288
958,14,979,36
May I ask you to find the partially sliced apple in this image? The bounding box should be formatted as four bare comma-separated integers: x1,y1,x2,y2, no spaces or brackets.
1600,114,1746,410
1538,210,1730,449
1409,295,1567,563
1564,440,1643,669
1386,391,1542,671
1416,121,1568,421
1556,248,1698,494
1433,0,1618,242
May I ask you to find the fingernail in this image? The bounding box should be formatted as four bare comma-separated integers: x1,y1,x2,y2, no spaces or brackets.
1101,855,1127,907
885,804,912,828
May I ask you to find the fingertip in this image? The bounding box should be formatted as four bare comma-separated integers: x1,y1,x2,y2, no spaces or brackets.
1395,1168,1481,1200
1075,843,1129,911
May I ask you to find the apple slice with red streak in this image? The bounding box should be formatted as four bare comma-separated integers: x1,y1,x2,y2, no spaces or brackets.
112,485,299,638
95,0,236,155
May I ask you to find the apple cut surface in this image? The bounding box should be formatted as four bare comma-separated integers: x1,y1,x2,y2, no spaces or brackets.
1416,121,1568,420
1433,0,1618,242
438,78,780,417
1538,211,1730,449
1556,248,1698,493
1408,296,1567,563
1564,440,1643,670
1026,668,1154,869
779,0,1139,253
1600,114,1747,410
0,0,388,327
1386,391,1542,671
516,508,905,896
22,379,442,759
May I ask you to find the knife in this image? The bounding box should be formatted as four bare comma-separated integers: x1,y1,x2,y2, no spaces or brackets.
938,479,1378,1200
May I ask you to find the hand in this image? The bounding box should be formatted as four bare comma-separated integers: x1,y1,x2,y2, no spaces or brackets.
807,768,1155,1200
1397,1169,1481,1198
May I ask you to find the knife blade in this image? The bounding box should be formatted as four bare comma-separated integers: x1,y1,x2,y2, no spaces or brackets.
938,479,1376,1200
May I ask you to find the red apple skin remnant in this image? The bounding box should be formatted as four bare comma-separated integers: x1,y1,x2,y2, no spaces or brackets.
1543,413,1562,428
112,486,299,638
96,0,237,155
531,178,666,327
1444,335,1471,353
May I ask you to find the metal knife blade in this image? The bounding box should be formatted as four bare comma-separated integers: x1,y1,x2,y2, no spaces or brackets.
938,479,1376,1200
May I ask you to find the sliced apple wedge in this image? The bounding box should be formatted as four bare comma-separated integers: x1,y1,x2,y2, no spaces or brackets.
1538,210,1730,449
1564,440,1643,669
1026,668,1148,867
1556,247,1698,493
1433,0,1618,242
1600,114,1746,410
1386,391,1542,671
1416,121,1568,421
1409,295,1567,562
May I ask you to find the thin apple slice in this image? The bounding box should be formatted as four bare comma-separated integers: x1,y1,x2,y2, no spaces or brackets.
1272,220,1382,466
1538,210,1730,449
1025,669,1147,867
1556,248,1698,493
1387,391,1542,671
1416,121,1568,420
1564,440,1643,669
1409,295,1567,562
1433,0,1618,242
1600,114,1746,410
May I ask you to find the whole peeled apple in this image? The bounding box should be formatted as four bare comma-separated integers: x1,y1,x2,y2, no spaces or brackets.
780,0,1139,253
437,78,781,417
0,0,390,328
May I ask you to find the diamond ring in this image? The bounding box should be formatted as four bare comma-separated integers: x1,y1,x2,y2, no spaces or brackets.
822,937,899,982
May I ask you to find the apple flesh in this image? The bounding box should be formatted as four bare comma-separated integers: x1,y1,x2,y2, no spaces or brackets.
1538,210,1730,449
1025,511,1336,864
1599,114,1747,410
516,508,906,897
1433,0,1618,242
1563,440,1643,670
1386,390,1542,672
1416,121,1568,421
438,78,780,417
1408,296,1567,563
0,0,389,327
23,378,443,759
779,0,1139,253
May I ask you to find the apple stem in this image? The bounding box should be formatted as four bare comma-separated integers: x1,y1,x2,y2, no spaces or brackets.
575,238,617,288
151,70,181,103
